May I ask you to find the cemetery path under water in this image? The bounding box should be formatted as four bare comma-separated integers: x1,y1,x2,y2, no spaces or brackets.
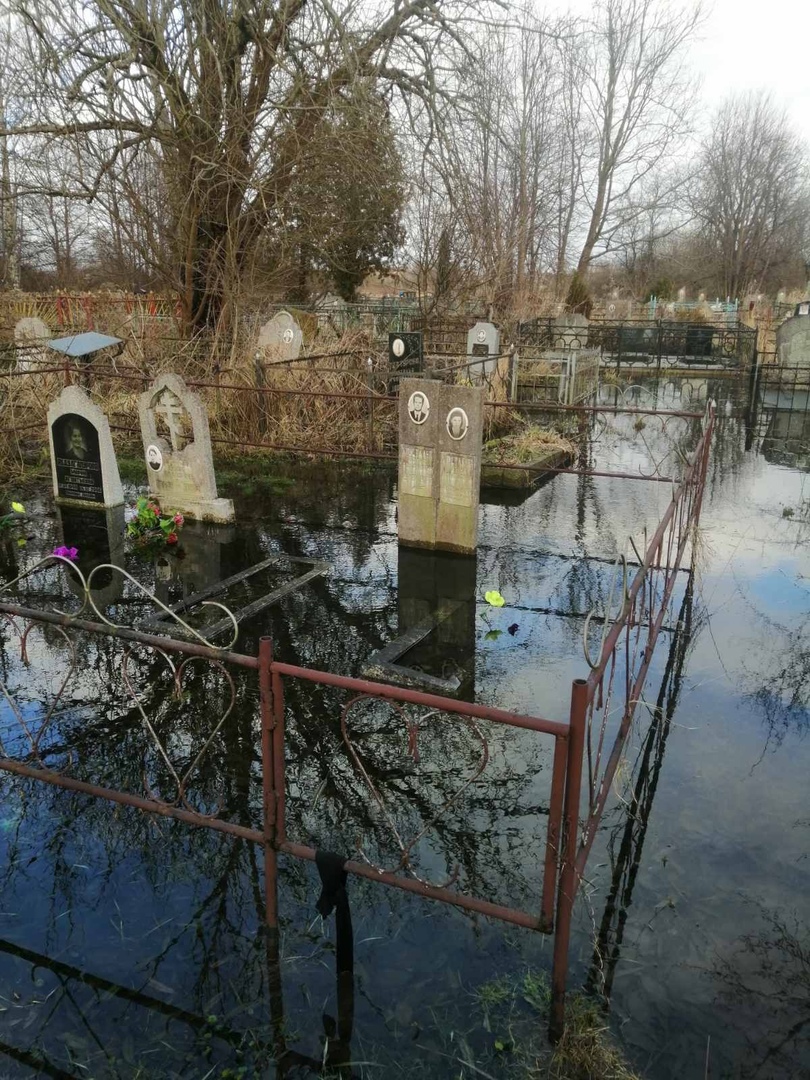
0,391,808,1079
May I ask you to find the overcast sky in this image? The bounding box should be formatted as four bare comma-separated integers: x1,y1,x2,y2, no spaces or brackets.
551,0,810,146
690,0,810,143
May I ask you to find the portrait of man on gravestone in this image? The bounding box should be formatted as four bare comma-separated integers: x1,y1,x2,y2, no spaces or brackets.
408,390,430,425
446,407,469,441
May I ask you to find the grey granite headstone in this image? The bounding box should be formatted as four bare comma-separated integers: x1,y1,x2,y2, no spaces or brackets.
398,378,483,554
776,313,810,368
551,313,589,349
257,310,303,361
466,321,501,380
47,385,123,508
139,373,234,523
15,316,51,371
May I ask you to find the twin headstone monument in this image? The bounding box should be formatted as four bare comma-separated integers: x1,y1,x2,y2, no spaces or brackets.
139,373,235,523
398,378,483,555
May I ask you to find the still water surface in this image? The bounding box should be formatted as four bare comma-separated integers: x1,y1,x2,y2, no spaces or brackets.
0,388,808,1078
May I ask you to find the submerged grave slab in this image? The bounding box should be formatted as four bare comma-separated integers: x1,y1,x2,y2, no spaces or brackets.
146,554,329,640
362,548,476,696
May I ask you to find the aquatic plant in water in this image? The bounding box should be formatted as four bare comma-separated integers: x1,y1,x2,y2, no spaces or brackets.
126,496,185,552
0,501,26,531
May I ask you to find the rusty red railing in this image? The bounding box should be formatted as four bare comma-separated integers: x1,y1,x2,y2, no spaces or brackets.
0,405,715,1047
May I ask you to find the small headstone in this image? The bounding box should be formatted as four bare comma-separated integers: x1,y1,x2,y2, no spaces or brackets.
15,316,51,371
47,385,123,508
257,310,303,361
398,378,484,554
551,313,588,349
139,373,235,523
466,321,500,380
776,315,810,368
388,332,423,370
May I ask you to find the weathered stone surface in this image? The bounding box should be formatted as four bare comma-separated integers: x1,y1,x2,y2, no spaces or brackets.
466,321,501,380
550,313,589,349
257,310,303,361
398,378,483,554
47,385,123,508
139,373,234,523
15,316,51,371
777,313,810,367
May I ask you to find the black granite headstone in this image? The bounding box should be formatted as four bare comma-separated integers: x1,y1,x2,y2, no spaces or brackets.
51,412,104,504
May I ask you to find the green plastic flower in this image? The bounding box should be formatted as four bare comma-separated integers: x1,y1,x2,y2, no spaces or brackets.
10,502,25,514
484,590,505,607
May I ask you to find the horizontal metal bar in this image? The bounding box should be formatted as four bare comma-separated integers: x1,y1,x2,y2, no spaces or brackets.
270,660,570,738
279,841,545,930
0,603,260,668
0,761,550,932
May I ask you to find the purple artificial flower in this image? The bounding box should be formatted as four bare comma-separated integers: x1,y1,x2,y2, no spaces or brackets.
53,545,79,561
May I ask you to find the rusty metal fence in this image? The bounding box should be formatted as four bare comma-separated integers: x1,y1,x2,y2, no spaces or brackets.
0,404,715,1044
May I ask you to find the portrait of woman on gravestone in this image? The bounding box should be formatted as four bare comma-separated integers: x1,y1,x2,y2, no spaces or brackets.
53,413,99,464
446,407,469,441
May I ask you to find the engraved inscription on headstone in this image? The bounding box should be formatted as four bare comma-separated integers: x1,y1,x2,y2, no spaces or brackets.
47,385,123,508
440,453,475,506
400,446,434,497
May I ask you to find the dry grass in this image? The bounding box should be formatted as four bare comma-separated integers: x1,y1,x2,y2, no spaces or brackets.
483,422,577,465
538,997,643,1080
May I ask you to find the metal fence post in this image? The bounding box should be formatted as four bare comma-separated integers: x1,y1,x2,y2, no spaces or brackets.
549,677,588,1042
259,636,279,933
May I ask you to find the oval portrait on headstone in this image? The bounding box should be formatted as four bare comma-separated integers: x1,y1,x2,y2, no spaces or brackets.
146,443,164,472
476,329,487,343
392,337,406,358
408,390,430,425
446,407,469,441
283,327,295,344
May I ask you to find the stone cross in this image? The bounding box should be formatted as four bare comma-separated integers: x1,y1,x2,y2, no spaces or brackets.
139,373,234,523
154,390,188,451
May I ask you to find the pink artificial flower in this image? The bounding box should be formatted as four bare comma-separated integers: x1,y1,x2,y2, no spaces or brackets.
53,545,79,561
166,532,178,545
173,513,184,526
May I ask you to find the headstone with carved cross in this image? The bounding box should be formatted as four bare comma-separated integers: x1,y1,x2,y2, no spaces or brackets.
138,373,234,523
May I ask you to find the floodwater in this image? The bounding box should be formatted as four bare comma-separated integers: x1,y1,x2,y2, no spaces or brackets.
0,375,807,1078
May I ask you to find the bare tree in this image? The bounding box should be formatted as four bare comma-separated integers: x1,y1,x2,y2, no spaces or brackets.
5,0,476,334
573,0,701,274
689,92,810,298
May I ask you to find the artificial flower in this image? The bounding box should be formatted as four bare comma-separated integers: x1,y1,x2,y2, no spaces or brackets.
10,502,25,514
484,590,506,607
166,532,178,545
173,513,184,526
53,545,79,561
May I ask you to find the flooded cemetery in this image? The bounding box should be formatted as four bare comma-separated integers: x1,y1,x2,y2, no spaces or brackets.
0,299,806,1079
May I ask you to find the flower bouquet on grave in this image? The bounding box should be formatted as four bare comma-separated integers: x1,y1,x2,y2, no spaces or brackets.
126,497,185,553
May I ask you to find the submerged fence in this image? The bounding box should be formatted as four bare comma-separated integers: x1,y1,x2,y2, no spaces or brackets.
0,405,715,1046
